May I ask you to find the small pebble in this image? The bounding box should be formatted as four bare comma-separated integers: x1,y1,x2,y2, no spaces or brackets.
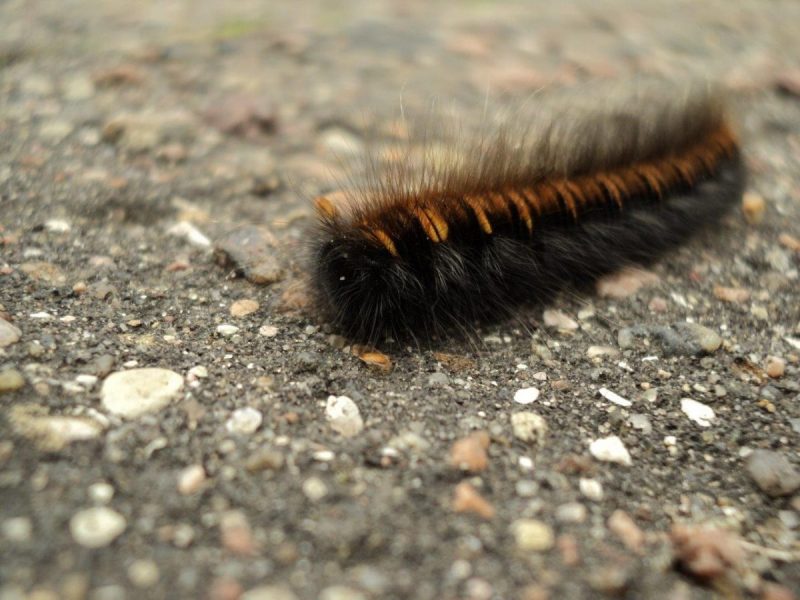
587,345,619,359
319,586,367,600
225,407,263,435
230,299,259,317
70,507,126,548
589,436,632,466
542,309,578,331
713,285,750,303
555,502,587,524
596,267,659,299
127,559,159,588
219,510,257,555
745,450,800,497
765,356,786,378
452,482,495,519
2,517,32,543
0,368,25,393
177,465,206,495
608,510,644,553
513,387,540,405
0,319,21,347
598,387,631,407
259,324,279,337
427,372,450,386
302,477,328,502
241,585,298,600
742,192,766,224
681,398,715,427
88,482,114,504
579,478,604,502
216,324,239,336
449,431,490,473
510,412,548,446
325,395,364,437
101,368,183,418
511,519,554,552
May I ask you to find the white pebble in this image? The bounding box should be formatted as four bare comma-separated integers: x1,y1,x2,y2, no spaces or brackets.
511,412,547,445
259,324,279,337
589,435,632,466
168,221,211,247
101,368,183,419
598,387,632,407
543,309,579,331
579,478,604,502
225,407,263,435
216,324,239,336
680,398,715,427
513,387,540,405
70,507,126,548
88,482,114,504
302,477,328,501
325,395,364,437
45,219,71,232
75,374,99,387
177,464,206,495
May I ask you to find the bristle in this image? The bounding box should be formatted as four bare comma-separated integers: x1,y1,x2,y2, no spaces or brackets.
309,81,746,344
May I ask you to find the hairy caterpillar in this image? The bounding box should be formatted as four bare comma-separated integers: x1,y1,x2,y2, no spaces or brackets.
309,81,745,344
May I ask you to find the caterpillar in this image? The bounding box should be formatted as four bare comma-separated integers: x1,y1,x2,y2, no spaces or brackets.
309,81,745,344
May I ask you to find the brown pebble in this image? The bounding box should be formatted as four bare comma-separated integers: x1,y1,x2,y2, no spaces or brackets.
778,233,800,252
608,510,645,553
648,296,668,312
670,524,744,579
713,285,750,303
556,534,581,566
596,267,659,299
742,192,766,224
209,577,243,600
219,511,258,556
449,431,490,473
519,584,550,600
20,261,67,285
452,482,495,519
230,299,259,318
357,349,392,373
765,356,786,378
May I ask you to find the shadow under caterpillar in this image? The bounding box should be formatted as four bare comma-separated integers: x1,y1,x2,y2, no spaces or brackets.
309,81,745,344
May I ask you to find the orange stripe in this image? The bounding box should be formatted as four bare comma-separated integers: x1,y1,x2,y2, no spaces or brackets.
506,189,534,233
464,196,493,234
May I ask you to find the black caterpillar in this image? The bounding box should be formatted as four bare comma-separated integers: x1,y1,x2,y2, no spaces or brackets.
309,81,745,344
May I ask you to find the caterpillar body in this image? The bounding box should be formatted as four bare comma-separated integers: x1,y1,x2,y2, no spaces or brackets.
310,82,745,344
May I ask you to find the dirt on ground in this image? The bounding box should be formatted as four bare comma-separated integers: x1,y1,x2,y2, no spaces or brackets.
1,1,799,599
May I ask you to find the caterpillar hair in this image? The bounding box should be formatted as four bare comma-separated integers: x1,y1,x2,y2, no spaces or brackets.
309,81,745,344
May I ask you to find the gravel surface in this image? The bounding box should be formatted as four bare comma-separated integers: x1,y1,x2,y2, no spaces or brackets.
1,1,799,599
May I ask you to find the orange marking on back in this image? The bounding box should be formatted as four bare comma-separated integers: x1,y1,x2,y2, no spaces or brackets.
519,187,543,215
506,189,534,233
415,207,449,243
595,174,624,208
489,192,513,221
464,196,493,234
552,181,579,219
372,229,399,256
638,165,666,196
314,196,338,219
